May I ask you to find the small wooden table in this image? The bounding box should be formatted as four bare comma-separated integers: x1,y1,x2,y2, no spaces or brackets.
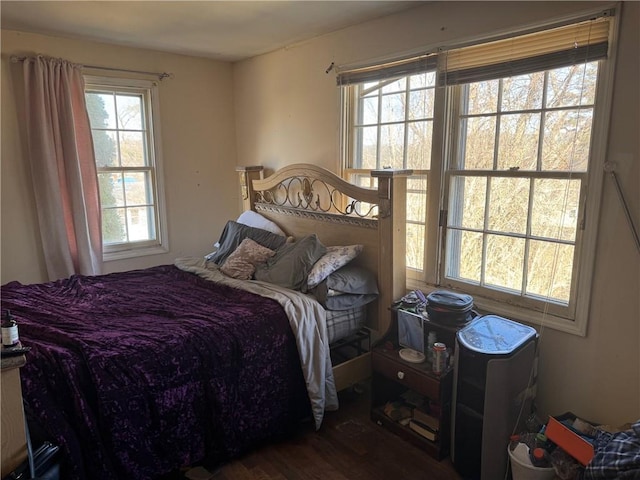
1,354,27,477
371,346,453,460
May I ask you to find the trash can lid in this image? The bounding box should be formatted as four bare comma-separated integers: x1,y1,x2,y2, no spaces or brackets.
457,315,537,354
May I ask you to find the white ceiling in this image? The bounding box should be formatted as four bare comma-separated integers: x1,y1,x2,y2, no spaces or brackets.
1,1,421,62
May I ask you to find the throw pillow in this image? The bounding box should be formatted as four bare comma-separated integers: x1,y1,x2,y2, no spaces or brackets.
208,220,287,266
307,244,363,289
254,234,327,291
220,238,276,280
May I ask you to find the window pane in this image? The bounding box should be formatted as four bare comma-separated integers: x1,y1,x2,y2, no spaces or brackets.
445,229,482,284
410,72,435,89
362,81,379,97
448,176,486,230
92,130,118,167
460,116,496,170
119,131,146,167
496,113,540,171
546,63,597,108
381,93,405,123
123,171,152,206
526,240,574,303
127,206,155,242
407,222,425,271
409,88,434,120
380,124,405,168
407,193,426,223
531,179,580,241
358,126,378,169
102,208,127,244
485,234,524,292
501,73,544,112
349,173,377,189
381,78,406,93
98,173,124,207
407,177,427,223
407,120,432,169
542,109,592,171
488,177,529,234
116,94,143,130
86,92,116,129
466,80,499,115
362,95,379,125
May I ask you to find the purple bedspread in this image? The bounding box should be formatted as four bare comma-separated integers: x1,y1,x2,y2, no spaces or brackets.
1,265,310,479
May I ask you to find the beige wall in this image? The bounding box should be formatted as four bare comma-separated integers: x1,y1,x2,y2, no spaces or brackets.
1,30,239,282
233,1,640,425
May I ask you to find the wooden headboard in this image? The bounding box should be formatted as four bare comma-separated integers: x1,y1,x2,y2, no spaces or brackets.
237,164,410,340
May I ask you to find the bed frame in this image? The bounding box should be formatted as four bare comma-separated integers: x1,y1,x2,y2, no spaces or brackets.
237,164,410,391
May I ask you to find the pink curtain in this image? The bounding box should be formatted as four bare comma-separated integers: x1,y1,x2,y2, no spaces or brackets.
23,56,102,279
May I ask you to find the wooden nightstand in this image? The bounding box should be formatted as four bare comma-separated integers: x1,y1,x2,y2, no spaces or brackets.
1,354,28,476
371,345,453,460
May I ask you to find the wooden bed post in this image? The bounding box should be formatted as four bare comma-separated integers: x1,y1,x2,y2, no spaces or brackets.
236,166,264,212
371,169,411,339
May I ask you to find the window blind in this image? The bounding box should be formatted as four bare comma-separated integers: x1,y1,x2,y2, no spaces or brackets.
336,11,613,87
438,16,612,86
336,54,437,86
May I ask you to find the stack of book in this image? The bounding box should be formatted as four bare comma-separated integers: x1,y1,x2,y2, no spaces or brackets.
383,400,412,424
408,408,440,442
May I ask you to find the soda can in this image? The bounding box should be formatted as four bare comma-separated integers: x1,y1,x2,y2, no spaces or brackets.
433,342,447,374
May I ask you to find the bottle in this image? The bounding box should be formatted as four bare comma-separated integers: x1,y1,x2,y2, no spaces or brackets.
1,310,19,347
509,434,520,451
530,447,552,468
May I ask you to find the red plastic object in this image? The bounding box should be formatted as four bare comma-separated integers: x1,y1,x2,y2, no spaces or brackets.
546,416,595,465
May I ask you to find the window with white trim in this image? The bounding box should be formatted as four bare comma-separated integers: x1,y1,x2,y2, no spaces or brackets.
339,11,616,334
85,77,168,260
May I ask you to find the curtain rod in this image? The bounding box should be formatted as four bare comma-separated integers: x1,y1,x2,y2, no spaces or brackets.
10,55,173,81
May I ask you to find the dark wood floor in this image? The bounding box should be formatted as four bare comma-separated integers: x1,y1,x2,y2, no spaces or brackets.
209,382,463,480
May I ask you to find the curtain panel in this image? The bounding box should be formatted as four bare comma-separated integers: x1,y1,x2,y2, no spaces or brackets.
22,56,102,279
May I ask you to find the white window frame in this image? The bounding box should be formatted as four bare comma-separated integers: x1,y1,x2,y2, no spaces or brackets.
340,9,619,336
85,76,169,261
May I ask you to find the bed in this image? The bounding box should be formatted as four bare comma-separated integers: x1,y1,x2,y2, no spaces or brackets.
0,163,410,479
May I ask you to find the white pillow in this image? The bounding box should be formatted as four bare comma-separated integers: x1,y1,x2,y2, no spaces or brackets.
236,210,286,237
307,245,363,289
214,210,286,248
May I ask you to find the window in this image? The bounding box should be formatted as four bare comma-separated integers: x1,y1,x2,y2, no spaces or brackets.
340,11,616,334
85,77,168,260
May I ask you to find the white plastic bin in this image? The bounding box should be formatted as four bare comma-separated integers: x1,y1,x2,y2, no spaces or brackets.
508,446,556,480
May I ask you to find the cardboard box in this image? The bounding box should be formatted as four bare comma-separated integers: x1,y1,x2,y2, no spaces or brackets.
546,414,595,465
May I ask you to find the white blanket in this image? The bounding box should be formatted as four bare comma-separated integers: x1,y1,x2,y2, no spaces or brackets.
174,257,338,429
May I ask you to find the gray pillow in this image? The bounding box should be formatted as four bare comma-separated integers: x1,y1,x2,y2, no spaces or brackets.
325,264,379,295
254,234,327,291
323,293,378,311
208,220,287,266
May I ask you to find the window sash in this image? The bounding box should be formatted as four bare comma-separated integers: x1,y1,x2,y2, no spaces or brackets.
85,76,167,259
